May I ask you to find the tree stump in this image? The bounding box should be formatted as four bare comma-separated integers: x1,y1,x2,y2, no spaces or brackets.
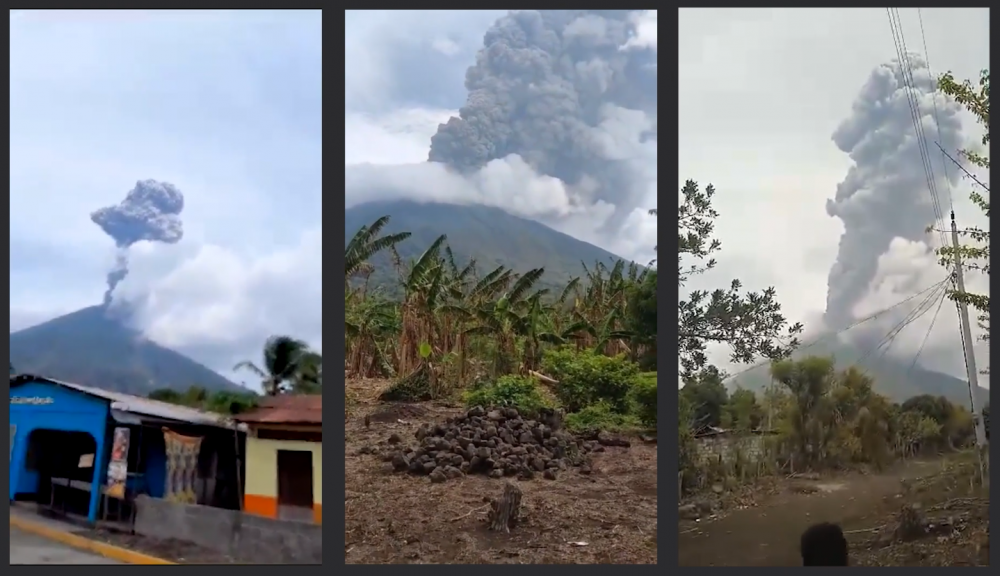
488,482,522,533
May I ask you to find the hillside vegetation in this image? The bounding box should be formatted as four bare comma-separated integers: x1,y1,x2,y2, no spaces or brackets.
345,208,659,433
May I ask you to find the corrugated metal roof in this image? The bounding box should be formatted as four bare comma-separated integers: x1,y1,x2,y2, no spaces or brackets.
234,394,322,425
10,374,245,431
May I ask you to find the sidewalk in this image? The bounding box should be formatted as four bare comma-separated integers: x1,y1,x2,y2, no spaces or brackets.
9,505,174,565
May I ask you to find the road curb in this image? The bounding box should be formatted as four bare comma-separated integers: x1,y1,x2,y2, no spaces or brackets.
10,514,176,565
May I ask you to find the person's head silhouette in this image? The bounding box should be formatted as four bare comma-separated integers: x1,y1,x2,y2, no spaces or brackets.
800,522,848,566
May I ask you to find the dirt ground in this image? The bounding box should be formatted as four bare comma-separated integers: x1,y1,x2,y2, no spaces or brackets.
344,379,658,564
678,453,989,567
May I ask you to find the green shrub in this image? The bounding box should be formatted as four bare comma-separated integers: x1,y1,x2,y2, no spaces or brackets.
630,372,657,427
541,348,639,413
564,401,641,433
463,375,552,418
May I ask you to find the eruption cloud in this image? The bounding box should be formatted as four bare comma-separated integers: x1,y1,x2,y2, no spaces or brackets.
346,10,657,233
823,54,964,333
91,180,185,305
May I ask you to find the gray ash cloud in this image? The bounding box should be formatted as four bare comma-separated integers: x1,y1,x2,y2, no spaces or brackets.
824,54,964,331
426,10,657,230
91,179,185,305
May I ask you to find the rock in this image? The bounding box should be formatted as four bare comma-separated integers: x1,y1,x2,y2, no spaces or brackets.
393,405,622,481
679,504,700,520
429,469,447,483
711,483,724,494
391,453,410,471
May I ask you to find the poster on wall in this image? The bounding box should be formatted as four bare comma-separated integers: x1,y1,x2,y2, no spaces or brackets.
105,427,131,499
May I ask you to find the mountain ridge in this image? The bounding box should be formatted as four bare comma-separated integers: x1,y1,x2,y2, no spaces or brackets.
728,337,989,408
346,200,636,292
10,305,243,396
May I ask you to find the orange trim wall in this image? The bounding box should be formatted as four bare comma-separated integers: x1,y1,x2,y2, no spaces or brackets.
243,495,322,525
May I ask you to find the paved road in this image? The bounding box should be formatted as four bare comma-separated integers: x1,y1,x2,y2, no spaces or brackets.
10,526,122,564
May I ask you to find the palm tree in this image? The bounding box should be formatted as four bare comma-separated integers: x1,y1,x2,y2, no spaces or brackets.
234,335,319,396
346,216,411,280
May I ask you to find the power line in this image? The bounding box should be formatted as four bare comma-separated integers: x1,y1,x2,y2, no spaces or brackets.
916,8,956,213
934,141,991,192
885,9,950,252
907,286,947,376
857,281,944,369
722,278,949,383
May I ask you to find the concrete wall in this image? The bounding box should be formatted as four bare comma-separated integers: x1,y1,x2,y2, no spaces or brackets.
696,434,769,464
134,495,322,564
244,431,322,523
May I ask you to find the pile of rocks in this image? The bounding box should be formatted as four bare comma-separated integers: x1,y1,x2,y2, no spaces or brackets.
384,406,610,482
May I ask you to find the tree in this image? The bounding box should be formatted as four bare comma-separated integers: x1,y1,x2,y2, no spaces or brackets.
724,387,763,432
234,335,320,396
345,215,411,280
936,70,989,373
679,365,729,429
626,268,657,369
677,180,802,377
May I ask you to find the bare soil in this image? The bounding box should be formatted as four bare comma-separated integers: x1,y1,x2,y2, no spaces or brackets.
678,453,989,567
344,378,658,564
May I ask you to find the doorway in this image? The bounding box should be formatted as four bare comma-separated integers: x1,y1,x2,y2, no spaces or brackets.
276,450,314,523
22,429,97,518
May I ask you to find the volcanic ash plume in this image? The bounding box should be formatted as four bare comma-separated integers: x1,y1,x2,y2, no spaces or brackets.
91,180,185,305
823,54,964,331
426,10,658,230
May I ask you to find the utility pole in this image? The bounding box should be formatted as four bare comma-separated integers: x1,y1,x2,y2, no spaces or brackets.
949,211,988,451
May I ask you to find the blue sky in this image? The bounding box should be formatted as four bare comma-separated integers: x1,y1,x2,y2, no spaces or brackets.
10,10,322,388
344,10,658,264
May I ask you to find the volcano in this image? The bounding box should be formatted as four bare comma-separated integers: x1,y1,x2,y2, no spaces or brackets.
9,305,242,395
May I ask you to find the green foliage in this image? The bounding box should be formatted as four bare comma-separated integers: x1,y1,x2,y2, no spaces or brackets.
463,375,552,418
626,269,657,370
677,180,802,378
542,347,639,413
723,387,762,431
234,335,322,396
629,372,657,427
679,365,729,428
148,386,259,415
564,401,641,433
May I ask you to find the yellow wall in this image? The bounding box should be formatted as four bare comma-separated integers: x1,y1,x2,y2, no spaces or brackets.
244,429,322,523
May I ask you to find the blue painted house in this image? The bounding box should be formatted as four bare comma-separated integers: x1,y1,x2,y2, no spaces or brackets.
9,374,244,523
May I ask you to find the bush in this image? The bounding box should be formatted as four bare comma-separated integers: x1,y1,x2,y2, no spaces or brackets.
565,401,640,433
463,375,552,418
542,348,639,413
630,372,657,427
